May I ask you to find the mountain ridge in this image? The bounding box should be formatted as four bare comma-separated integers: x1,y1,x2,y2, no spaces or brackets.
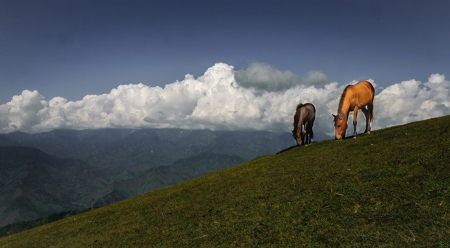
2,128,304,180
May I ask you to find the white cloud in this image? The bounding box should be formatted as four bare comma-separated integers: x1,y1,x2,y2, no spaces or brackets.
2,90,47,131
0,63,449,137
372,74,450,129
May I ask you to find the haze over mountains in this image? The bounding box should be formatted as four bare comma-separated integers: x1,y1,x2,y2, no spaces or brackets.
0,127,324,227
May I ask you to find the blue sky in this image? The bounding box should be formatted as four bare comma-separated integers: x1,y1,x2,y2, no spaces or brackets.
1,0,450,135
1,0,449,103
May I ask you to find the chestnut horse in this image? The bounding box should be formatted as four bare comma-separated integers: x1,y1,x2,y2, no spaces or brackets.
292,103,316,146
332,81,374,140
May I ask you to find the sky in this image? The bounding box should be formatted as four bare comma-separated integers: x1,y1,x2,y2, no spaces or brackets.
1,0,449,136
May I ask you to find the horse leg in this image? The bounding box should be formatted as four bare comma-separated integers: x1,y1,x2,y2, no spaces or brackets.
353,106,358,138
300,124,306,145
368,102,373,133
361,107,370,133
306,121,314,144
304,122,309,144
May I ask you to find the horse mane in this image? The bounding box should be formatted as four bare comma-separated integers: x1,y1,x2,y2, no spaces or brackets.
337,85,351,112
296,103,304,111
292,103,304,133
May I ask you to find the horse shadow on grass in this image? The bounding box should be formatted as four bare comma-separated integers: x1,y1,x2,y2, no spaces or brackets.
276,141,319,154
276,132,368,154
276,145,297,154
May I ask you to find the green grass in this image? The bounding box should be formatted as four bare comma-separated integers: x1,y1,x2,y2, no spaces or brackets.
1,116,450,247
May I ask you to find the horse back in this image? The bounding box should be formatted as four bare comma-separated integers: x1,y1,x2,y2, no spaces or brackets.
349,81,374,107
301,103,316,121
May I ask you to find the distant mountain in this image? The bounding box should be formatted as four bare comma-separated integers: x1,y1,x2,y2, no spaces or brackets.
0,135,17,146
0,146,107,227
3,129,307,181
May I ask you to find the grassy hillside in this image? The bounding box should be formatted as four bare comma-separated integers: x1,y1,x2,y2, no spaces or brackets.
1,115,450,247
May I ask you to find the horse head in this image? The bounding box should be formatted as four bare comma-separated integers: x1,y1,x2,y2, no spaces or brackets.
292,128,305,146
332,112,347,140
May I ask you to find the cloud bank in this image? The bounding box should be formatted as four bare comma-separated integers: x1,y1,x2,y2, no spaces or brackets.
234,62,328,91
1,63,449,137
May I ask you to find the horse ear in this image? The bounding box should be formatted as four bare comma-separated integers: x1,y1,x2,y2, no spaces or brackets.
332,114,336,118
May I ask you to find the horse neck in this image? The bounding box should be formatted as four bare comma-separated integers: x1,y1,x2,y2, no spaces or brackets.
337,95,352,118
295,112,305,129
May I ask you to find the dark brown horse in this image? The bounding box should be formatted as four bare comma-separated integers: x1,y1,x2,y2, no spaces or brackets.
332,81,374,140
292,103,316,146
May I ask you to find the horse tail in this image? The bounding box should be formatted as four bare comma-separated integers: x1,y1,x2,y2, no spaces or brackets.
311,116,315,139
368,82,375,123
369,101,374,123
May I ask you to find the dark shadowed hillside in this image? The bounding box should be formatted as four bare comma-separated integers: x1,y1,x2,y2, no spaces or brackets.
1,115,449,247
0,147,108,228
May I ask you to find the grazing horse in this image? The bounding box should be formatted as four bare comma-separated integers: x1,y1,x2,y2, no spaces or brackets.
332,80,374,140
292,103,316,146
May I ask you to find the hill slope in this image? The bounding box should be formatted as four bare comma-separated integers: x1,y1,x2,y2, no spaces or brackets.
1,116,449,247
